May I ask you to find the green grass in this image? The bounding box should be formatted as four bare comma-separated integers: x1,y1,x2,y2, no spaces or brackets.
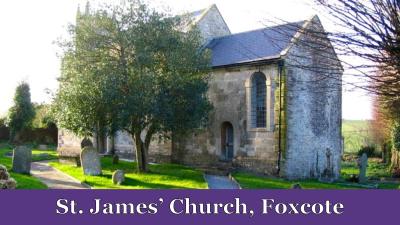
233,172,360,189
341,158,392,180
342,120,372,153
233,158,400,189
0,146,48,189
31,150,58,161
50,157,207,189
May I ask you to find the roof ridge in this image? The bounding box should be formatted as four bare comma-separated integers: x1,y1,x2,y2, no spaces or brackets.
210,20,306,41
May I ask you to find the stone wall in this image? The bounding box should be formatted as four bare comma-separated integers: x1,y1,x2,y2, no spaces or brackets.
195,5,231,43
173,64,279,175
112,131,172,163
57,129,84,156
282,16,343,179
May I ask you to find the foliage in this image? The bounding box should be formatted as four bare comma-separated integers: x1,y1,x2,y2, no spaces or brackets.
49,157,206,189
6,82,35,142
53,0,212,172
0,117,6,127
392,122,400,151
357,145,378,158
32,104,56,129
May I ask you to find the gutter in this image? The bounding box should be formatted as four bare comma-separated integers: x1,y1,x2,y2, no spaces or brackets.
212,56,282,70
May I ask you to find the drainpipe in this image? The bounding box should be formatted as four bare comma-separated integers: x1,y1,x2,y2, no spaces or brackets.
277,60,284,175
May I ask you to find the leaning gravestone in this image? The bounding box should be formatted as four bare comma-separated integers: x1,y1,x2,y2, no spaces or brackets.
358,153,368,183
80,147,102,176
112,170,125,185
12,146,32,174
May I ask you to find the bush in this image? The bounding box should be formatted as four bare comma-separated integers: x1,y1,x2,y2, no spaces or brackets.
357,145,378,157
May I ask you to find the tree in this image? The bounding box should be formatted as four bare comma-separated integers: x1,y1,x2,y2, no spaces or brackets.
52,0,212,173
313,0,400,97
32,104,56,129
7,82,35,142
370,96,392,162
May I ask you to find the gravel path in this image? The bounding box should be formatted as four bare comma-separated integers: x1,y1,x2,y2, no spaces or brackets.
204,174,240,189
30,161,88,189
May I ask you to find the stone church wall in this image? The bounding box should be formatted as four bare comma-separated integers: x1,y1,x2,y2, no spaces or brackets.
195,5,231,43
173,64,279,175
283,17,343,179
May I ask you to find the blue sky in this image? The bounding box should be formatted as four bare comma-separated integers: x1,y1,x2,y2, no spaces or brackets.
0,0,372,120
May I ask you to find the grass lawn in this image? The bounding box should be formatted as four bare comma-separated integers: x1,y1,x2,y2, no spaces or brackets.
233,158,400,189
50,157,207,189
233,172,360,189
0,146,49,189
341,158,391,180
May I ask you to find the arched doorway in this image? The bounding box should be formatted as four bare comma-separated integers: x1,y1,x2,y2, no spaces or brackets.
221,122,234,161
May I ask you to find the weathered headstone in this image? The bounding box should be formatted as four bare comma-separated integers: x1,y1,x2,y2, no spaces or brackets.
112,154,119,165
81,138,93,149
291,183,302,189
12,146,32,174
319,148,335,183
358,153,368,183
112,170,125,185
0,164,17,189
80,147,102,176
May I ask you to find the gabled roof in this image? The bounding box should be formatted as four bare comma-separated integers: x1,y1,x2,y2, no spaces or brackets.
206,21,306,68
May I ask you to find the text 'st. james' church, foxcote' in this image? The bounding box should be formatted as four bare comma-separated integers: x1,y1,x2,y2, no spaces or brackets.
58,4,343,180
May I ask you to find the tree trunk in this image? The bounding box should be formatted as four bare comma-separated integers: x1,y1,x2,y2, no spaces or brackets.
134,132,148,173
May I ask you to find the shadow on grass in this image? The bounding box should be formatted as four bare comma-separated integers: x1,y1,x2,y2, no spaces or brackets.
84,174,187,189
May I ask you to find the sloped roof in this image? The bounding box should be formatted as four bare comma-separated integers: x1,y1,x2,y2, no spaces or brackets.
206,21,306,68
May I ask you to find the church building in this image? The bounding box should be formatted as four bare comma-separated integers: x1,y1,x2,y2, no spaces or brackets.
58,4,343,180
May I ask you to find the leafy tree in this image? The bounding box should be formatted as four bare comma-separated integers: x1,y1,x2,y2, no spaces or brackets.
53,1,212,172
32,104,56,129
7,82,35,142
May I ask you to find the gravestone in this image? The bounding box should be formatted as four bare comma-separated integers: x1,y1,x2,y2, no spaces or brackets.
319,148,335,183
291,183,302,189
358,153,368,183
12,146,32,174
112,154,119,165
80,147,102,176
0,164,17,189
112,170,125,185
81,138,93,149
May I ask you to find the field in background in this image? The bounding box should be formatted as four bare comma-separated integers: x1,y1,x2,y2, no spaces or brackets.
342,120,372,154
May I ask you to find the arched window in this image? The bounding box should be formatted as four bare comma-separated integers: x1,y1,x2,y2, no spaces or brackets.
251,72,267,128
